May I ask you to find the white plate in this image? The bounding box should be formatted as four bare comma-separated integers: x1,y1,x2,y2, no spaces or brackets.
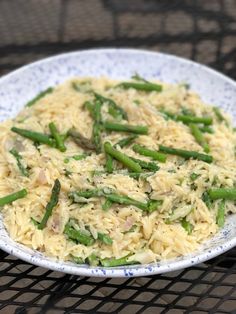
0,49,236,277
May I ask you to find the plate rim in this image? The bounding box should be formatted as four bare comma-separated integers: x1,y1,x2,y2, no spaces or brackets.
0,47,236,277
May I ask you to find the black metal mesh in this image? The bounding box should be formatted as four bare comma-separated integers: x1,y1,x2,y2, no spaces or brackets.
0,1,236,313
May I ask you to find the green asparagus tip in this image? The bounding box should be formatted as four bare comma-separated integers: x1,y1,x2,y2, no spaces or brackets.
37,179,61,230
49,122,67,152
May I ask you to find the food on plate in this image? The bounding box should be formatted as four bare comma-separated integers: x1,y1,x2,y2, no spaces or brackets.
0,75,235,266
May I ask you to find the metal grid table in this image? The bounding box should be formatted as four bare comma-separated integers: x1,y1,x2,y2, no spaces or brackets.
0,1,236,313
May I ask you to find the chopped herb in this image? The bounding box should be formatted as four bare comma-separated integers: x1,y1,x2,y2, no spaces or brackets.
102,199,113,211
181,218,193,234
190,173,200,181
64,154,88,163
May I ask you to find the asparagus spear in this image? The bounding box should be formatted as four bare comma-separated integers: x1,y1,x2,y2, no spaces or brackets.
71,255,84,264
104,142,142,172
9,148,29,177
97,232,113,245
26,87,54,107
49,122,66,152
181,218,193,234
69,188,106,201
159,110,213,125
129,156,159,171
189,123,210,153
94,92,128,120
31,217,40,227
107,135,138,173
0,189,27,207
115,135,138,148
105,193,149,211
132,144,166,163
105,193,162,212
177,115,213,125
159,145,213,163
86,253,99,266
216,200,225,227
208,188,236,200
68,128,96,150
105,154,114,173
69,187,114,203
11,127,55,147
64,222,95,246
159,110,176,120
100,255,138,267
104,121,148,135
118,82,162,92
69,187,161,212
37,179,61,230
199,126,214,134
83,101,95,118
92,100,103,153
148,200,163,213
202,191,212,208
84,99,103,152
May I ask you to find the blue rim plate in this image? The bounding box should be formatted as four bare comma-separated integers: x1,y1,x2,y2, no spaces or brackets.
0,48,236,277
